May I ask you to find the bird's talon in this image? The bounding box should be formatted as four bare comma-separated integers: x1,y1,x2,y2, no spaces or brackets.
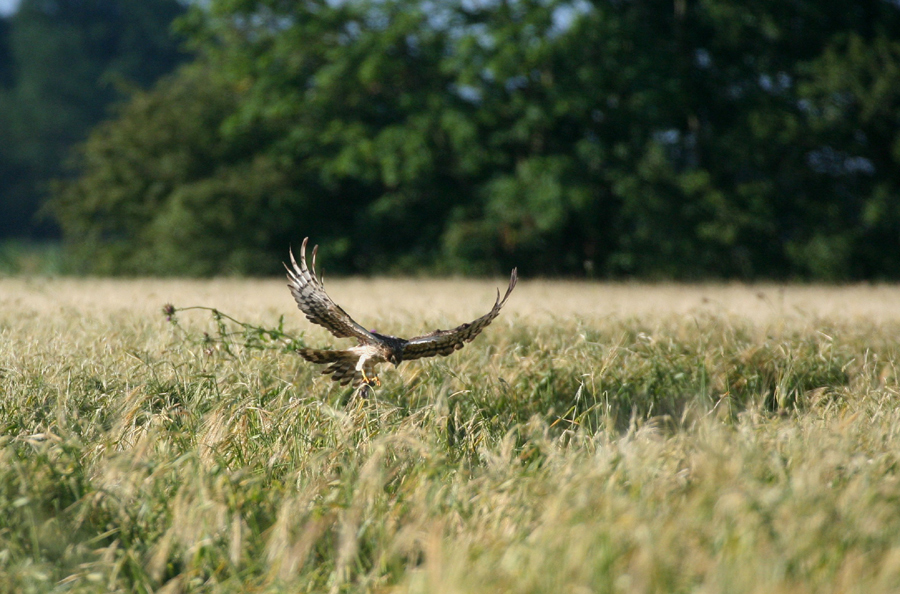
361,370,381,387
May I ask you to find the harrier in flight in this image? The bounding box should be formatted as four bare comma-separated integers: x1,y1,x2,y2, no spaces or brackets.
286,238,517,387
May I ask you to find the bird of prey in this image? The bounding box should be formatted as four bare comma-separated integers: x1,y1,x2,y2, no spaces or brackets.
286,238,517,387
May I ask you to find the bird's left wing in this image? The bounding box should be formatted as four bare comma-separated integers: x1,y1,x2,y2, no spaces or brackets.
286,238,377,343
401,268,517,361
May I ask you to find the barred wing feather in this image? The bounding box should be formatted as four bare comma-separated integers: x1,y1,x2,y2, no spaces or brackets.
285,238,376,343
297,348,366,386
401,268,517,361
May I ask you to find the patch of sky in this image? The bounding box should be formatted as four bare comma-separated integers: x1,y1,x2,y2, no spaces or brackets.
807,147,875,176
0,0,18,17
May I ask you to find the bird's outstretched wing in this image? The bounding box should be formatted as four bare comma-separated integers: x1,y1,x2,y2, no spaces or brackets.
286,238,377,343
401,268,518,361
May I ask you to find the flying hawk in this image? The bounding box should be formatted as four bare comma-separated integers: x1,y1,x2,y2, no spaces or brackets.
286,238,517,387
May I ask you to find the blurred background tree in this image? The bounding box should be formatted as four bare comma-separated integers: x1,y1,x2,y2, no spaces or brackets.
16,0,900,278
0,0,187,244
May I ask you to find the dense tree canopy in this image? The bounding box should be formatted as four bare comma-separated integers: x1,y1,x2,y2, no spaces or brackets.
50,0,900,278
0,0,187,239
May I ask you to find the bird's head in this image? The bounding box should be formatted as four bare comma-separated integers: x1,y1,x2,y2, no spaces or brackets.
372,331,405,366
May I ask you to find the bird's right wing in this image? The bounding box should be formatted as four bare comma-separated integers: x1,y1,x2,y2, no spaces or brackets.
401,268,517,361
286,238,377,343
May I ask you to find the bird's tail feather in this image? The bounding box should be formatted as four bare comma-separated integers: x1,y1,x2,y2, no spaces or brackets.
297,348,361,386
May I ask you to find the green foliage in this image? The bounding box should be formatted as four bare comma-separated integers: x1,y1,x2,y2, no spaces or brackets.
163,303,306,355
0,0,187,240
50,63,302,275
0,240,64,275
49,0,900,278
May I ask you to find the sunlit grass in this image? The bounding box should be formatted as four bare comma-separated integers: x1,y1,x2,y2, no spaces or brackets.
1,278,900,592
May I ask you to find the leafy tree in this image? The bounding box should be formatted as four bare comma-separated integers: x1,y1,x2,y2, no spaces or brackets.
796,32,900,278
180,0,485,272
50,0,900,279
0,0,187,239
51,63,301,275
0,16,12,88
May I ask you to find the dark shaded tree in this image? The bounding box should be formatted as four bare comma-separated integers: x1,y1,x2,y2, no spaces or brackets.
51,63,299,275
0,0,187,239
50,0,900,279
0,16,12,88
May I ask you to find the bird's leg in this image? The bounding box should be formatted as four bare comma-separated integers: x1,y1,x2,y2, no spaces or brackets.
355,354,381,387
361,369,381,387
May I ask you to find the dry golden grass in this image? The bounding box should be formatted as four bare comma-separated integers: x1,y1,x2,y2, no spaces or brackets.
5,276,900,324
2,277,900,593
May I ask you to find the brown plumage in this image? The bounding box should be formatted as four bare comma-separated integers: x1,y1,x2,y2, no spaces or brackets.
286,237,517,387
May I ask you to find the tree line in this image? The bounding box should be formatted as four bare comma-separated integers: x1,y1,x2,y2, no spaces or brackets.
36,0,900,278
0,0,187,242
